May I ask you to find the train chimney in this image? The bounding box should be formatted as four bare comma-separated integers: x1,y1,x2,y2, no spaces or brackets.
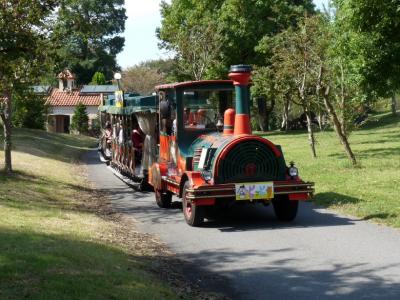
228,64,252,135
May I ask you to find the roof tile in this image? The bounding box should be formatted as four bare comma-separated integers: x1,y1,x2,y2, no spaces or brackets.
46,88,101,106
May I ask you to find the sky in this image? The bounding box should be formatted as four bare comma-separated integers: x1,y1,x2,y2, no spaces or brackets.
117,0,329,70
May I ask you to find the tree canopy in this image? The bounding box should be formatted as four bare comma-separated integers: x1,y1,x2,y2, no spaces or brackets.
52,0,127,84
334,0,400,97
123,60,171,95
158,0,315,79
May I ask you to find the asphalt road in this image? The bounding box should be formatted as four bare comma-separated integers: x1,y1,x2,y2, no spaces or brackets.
85,150,400,300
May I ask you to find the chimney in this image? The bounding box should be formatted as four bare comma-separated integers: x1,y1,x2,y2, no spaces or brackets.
57,68,76,92
228,64,252,135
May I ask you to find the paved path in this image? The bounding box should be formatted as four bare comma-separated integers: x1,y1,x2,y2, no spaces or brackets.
85,150,400,300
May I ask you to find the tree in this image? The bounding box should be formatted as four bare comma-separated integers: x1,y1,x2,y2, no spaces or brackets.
91,72,106,85
158,0,223,80
261,19,322,158
251,67,276,131
12,89,48,129
217,0,315,74
52,0,127,84
0,0,56,174
158,0,315,80
334,0,400,115
123,61,168,95
71,103,89,134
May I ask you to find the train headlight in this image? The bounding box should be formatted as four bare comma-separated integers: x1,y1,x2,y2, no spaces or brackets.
289,167,298,177
288,161,298,178
201,170,212,182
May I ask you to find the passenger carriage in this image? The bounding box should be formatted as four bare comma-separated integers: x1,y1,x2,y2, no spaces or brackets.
99,93,158,190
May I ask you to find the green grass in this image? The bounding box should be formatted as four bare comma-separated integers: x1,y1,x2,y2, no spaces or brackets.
0,129,180,300
263,112,400,227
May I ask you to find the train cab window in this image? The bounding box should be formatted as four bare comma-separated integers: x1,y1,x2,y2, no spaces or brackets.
182,89,234,132
159,91,175,136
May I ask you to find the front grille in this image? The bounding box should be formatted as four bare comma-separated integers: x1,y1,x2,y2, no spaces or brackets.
216,140,280,183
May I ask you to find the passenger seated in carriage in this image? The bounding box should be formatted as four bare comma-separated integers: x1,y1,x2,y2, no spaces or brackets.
131,124,144,164
105,121,112,144
104,121,113,157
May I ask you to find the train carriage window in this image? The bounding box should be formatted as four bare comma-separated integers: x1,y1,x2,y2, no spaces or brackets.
159,91,176,136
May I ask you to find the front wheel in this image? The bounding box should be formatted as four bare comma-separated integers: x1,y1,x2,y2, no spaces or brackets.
182,182,204,226
272,196,298,222
155,189,172,208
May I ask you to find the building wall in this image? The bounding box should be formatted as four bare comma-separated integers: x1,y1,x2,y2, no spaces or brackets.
47,106,98,133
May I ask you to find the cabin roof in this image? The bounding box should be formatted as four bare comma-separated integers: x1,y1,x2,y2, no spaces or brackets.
155,80,233,91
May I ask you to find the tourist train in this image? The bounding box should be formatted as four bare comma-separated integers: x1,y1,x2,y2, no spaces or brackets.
99,65,314,226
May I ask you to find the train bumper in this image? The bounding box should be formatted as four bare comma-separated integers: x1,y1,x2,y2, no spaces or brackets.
185,181,314,204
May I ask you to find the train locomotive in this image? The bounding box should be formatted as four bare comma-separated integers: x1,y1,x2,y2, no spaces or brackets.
149,65,314,226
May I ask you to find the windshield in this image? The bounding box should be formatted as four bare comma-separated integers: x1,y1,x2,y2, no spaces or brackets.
182,89,234,131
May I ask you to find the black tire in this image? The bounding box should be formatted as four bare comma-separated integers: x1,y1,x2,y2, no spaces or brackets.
272,196,298,222
155,188,172,208
182,182,204,226
138,177,151,192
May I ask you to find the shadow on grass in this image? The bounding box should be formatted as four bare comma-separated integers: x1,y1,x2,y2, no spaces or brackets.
328,146,400,159
0,128,97,163
314,192,361,207
361,213,398,221
0,170,101,215
0,227,175,300
359,113,400,131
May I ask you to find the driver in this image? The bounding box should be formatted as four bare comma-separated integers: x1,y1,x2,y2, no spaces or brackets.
196,109,207,125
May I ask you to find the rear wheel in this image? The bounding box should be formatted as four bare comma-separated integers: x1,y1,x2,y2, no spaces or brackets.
182,182,204,226
272,196,298,221
155,188,172,208
139,176,152,192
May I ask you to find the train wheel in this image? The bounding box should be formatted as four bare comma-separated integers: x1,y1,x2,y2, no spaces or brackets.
139,179,151,192
155,188,172,208
272,196,298,221
182,182,204,226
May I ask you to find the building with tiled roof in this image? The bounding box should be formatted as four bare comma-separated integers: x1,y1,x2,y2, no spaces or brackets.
46,69,112,133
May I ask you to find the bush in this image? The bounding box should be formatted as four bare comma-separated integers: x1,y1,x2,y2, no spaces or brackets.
89,116,101,137
12,90,47,129
70,103,89,134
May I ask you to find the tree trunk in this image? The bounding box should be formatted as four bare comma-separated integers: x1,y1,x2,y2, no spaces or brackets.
281,95,290,131
317,113,324,130
323,92,357,166
339,62,348,137
299,67,316,158
304,107,317,158
391,92,397,115
1,91,12,174
256,97,275,132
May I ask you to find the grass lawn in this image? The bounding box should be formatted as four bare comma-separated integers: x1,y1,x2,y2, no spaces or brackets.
264,112,400,228
0,128,181,300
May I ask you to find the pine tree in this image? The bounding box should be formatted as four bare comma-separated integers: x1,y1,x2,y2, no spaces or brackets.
91,72,106,85
71,103,89,134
